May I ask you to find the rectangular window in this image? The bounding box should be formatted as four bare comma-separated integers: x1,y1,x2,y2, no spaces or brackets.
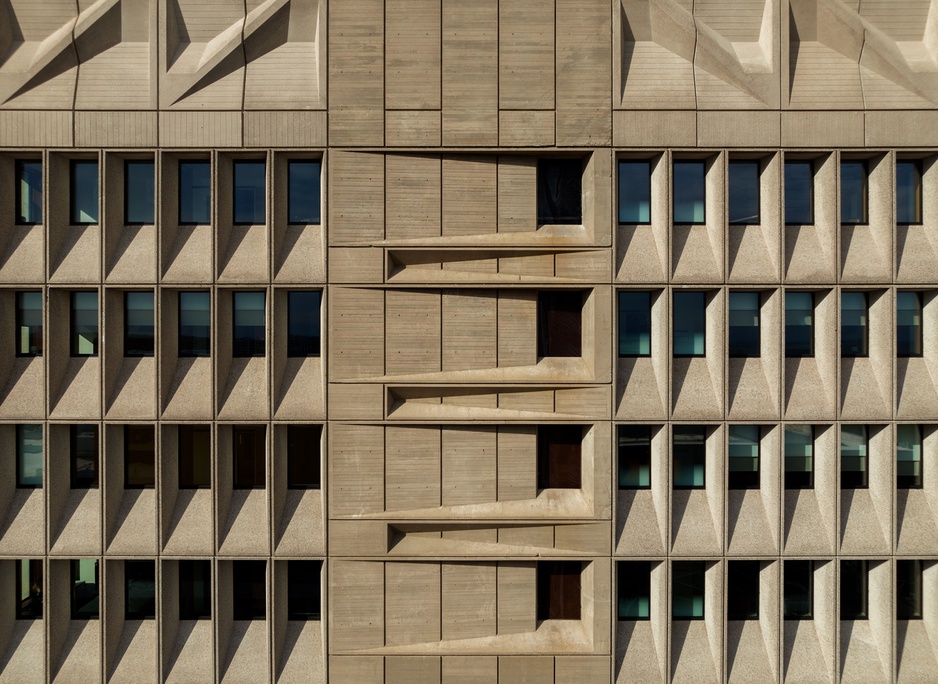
617,561,650,620
232,561,266,620
841,424,868,489
233,426,265,490
785,425,814,490
233,160,266,224
897,291,923,358
71,558,99,619
673,160,706,224
673,291,705,357
232,291,266,357
179,559,211,620
178,160,211,225
288,291,321,357
896,160,923,225
841,292,868,357
618,160,651,224
124,425,155,489
16,559,42,619
896,559,923,620
288,560,322,620
15,291,42,357
728,425,760,490
537,291,582,357
288,160,322,224
840,560,868,620
897,424,922,489
537,158,582,225
70,160,98,225
178,291,210,358
729,161,760,224
784,560,813,620
537,425,582,489
618,425,651,489
124,291,154,357
70,424,99,489
672,561,705,619
729,291,760,358
15,160,41,225
288,425,321,489
125,560,156,620
841,161,868,225
178,425,211,489
124,160,155,225
673,426,706,489
618,291,651,357
537,561,581,620
785,160,814,225
727,561,760,620
785,291,814,358
70,291,98,357
16,424,42,488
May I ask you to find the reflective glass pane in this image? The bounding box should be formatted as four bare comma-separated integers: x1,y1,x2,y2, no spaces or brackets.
618,291,651,357
617,561,650,620
784,560,813,619
70,160,98,224
729,292,760,358
841,161,868,224
897,291,922,357
16,291,42,356
673,161,705,223
618,160,651,223
71,424,98,488
16,559,42,619
288,560,321,620
125,291,154,357
729,161,760,224
233,426,265,489
841,292,868,357
288,291,321,357
785,292,814,357
233,291,265,357
840,560,868,620
179,291,210,357
785,161,813,224
896,560,923,620
179,161,210,224
125,160,155,224
288,425,321,489
232,561,266,620
16,160,42,224
672,561,705,619
178,425,210,489
179,560,211,619
16,424,42,487
673,426,705,489
785,425,814,489
897,424,922,488
125,561,155,620
673,291,705,356
70,291,98,356
537,159,582,224
288,160,321,224
618,425,651,489
233,160,266,224
728,425,760,489
71,559,99,619
841,424,868,489
727,561,760,620
896,161,922,224
125,425,155,488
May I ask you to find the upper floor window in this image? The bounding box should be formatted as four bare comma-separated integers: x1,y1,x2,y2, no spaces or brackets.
618,160,651,224
896,559,923,620
728,425,760,490
125,560,156,620
727,561,760,620
897,424,922,489
288,291,321,357
618,291,651,357
897,291,922,358
70,160,98,225
125,425,155,489
178,425,211,489
124,160,155,225
16,559,42,620
70,291,98,357
15,291,42,357
785,291,814,358
673,160,705,224
617,561,650,620
840,560,868,620
288,560,322,620
618,425,651,489
16,424,42,488
673,425,705,489
896,160,923,225
785,160,814,225
841,424,868,489
672,561,705,619
840,160,868,225
784,560,813,620
70,424,99,489
537,425,582,490
71,558,99,620
233,160,266,224
179,559,211,620
538,290,582,357
178,291,210,358
841,292,868,358
728,161,760,224
125,291,154,357
729,291,760,358
233,425,265,490
785,425,814,490
232,561,266,620
178,160,210,225
288,425,321,489
232,291,266,357
537,158,582,225
15,160,41,225
537,561,581,620
673,291,705,357
288,160,322,224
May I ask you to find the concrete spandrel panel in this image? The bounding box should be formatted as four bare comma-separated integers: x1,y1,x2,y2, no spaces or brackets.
275,225,325,284
385,0,442,111
0,226,44,284
219,620,268,683
671,490,722,556
106,489,158,555
441,656,498,684
840,358,891,421
441,563,496,641
385,656,441,684
274,490,324,556
217,226,268,283
896,489,938,555
217,357,269,420
53,621,101,683
672,358,723,421
615,490,667,556
727,620,777,684
274,358,324,420
671,620,720,684
0,358,44,420
330,561,385,651
897,620,938,684
728,358,780,421
615,620,666,684
0,490,45,556
727,489,779,556
783,490,836,556
162,358,213,420
50,490,101,556
784,358,836,421
105,226,157,284
839,489,890,555
0,620,45,683
160,225,213,283
783,620,835,684
105,357,157,420
276,621,324,684
164,621,215,683
162,490,214,555
48,226,101,284
218,490,269,555
840,620,890,684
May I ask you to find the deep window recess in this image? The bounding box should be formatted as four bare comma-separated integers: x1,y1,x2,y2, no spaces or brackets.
841,292,869,357
673,160,706,224
233,425,266,489
840,160,868,225
70,160,99,225
785,291,814,358
16,424,42,488
618,291,651,357
785,425,814,490
537,425,582,489
179,560,211,620
841,424,869,489
233,160,266,224
232,291,266,357
124,291,155,357
288,291,321,357
124,160,155,225
15,291,42,357
785,160,814,225
16,559,43,619
729,161,760,224
673,426,706,489
15,160,42,225
729,291,760,358
537,158,582,225
178,291,210,357
618,160,651,224
896,424,922,489
617,561,651,620
618,425,651,489
673,291,705,357
288,425,322,489
897,291,923,358
125,560,156,620
672,561,705,619
178,160,211,224
288,160,322,224
728,425,760,490
232,561,266,620
70,424,99,489
288,560,322,620
840,560,868,620
537,291,582,357
896,160,923,225
70,291,98,357
896,559,923,620
537,561,582,620
784,560,813,620
71,558,99,619
124,425,155,489
178,425,211,489
727,561,760,620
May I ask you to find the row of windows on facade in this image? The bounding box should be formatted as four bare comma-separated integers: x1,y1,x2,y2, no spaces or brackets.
13,290,321,358
14,159,321,226
13,559,321,622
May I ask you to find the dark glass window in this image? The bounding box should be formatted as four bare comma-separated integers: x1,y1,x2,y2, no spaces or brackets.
16,424,42,488
785,425,814,490
288,560,322,620
618,425,651,489
125,560,155,620
232,561,266,620
15,160,42,225
178,160,211,225
537,425,582,489
232,291,265,357
673,291,705,357
537,158,582,225
233,160,266,224
841,425,868,489
70,424,99,489
896,161,923,225
785,292,814,358
672,561,705,619
673,160,706,224
784,560,813,619
537,561,581,620
70,160,98,225
179,425,211,489
727,561,760,620
178,291,210,357
288,425,321,489
179,560,211,620
673,426,705,489
618,291,651,357
897,291,923,358
729,292,760,358
617,561,650,620
233,426,265,489
71,558,99,619
729,161,760,224
618,160,651,224
124,425,155,489
896,559,923,620
16,559,42,619
288,291,321,357
70,291,98,357
124,160,155,225
728,425,760,490
840,560,868,620
897,424,922,489
785,160,814,225
124,291,154,357
841,292,868,357
841,161,868,225
15,291,42,357
538,291,582,357
288,160,322,224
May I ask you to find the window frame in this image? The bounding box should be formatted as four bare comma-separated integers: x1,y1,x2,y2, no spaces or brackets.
728,159,761,225
618,290,652,358
784,159,815,226
123,159,155,226
69,159,99,226
287,159,322,225
15,159,42,226
896,159,923,226
70,424,99,489
617,159,652,225
840,159,869,226
15,290,42,358
672,159,707,225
